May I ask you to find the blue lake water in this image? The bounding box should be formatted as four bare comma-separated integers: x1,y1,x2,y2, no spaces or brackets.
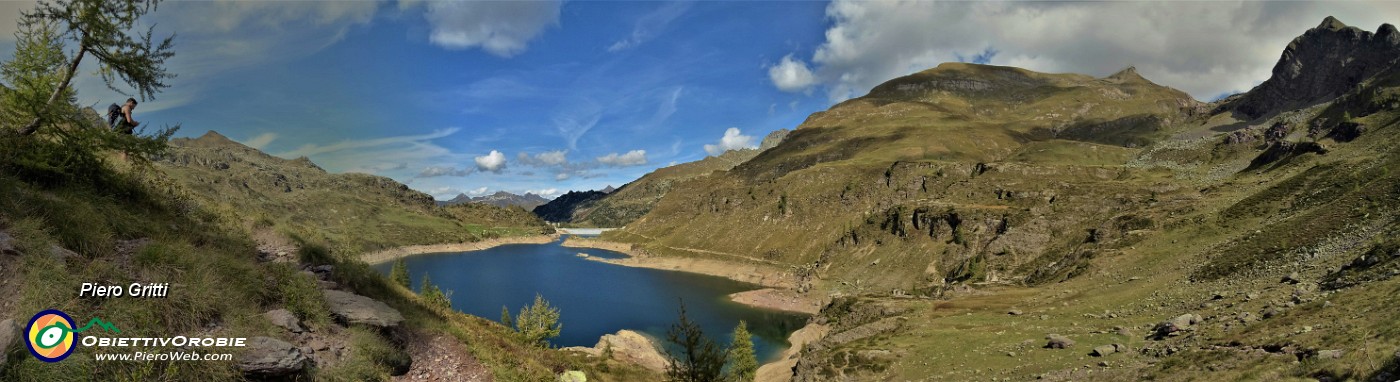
372,236,809,362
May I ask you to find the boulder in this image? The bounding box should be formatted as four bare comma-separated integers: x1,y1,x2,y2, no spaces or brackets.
1316,349,1343,359
0,319,16,367
558,370,588,382
1008,309,1023,316
264,309,305,334
1045,334,1075,349
322,290,404,328
1152,314,1202,339
0,231,16,254
49,244,78,259
238,337,309,377
1092,344,1119,357
1282,272,1302,284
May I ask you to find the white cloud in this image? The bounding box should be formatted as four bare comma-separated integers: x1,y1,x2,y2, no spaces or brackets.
427,187,461,199
527,188,561,198
596,150,648,167
468,186,489,196
417,166,474,178
405,0,561,57
607,2,692,52
280,128,460,158
475,150,508,173
241,132,278,150
703,127,757,156
783,1,1400,102
555,172,571,181
768,54,818,92
517,150,569,166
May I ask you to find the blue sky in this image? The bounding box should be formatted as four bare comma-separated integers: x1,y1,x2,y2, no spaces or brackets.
4,1,1398,200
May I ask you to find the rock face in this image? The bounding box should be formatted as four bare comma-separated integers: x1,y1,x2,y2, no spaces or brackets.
563,330,668,372
264,309,305,334
1230,17,1400,119
238,336,309,377
322,290,404,328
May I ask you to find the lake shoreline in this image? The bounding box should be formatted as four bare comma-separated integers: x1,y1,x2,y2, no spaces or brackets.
359,234,560,265
756,322,830,382
560,236,824,314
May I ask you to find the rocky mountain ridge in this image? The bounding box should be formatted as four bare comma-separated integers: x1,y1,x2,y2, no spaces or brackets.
1225,16,1400,119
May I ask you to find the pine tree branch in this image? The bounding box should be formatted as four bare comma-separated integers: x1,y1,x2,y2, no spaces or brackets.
18,44,83,136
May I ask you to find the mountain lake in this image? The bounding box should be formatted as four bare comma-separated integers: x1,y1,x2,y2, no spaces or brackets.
373,236,809,362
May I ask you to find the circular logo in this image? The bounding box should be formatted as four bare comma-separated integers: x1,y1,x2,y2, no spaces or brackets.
25,309,77,362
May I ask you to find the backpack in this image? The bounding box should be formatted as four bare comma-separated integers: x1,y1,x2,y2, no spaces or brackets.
106,103,122,127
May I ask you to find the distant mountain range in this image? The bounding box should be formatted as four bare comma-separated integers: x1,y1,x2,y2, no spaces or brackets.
437,191,552,209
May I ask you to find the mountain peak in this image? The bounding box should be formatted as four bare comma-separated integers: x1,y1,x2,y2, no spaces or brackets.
1317,16,1347,31
194,130,239,146
1105,66,1146,83
172,130,248,149
1226,17,1400,119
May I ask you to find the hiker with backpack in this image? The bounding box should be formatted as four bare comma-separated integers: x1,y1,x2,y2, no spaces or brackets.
107,98,139,134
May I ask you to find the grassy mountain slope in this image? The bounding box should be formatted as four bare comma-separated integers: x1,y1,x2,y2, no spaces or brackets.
157,131,553,254
539,129,790,227
0,130,649,381
599,18,1400,380
612,62,1200,293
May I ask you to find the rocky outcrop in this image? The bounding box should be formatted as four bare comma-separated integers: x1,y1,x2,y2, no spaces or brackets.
322,290,404,328
563,330,668,372
1229,17,1400,119
238,336,309,377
